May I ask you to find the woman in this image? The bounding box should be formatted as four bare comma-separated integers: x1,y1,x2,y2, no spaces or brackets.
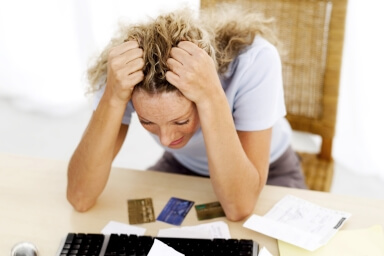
67,4,307,221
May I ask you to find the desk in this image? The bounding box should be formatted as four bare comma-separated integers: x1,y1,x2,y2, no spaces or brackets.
1,154,383,255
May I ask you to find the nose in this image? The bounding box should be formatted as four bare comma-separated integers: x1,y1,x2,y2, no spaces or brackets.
158,127,174,147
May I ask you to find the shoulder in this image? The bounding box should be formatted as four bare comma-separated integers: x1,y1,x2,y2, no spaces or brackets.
224,36,281,78
239,36,280,66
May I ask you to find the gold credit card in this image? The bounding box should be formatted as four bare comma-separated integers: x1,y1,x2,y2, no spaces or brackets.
127,198,155,224
195,201,226,220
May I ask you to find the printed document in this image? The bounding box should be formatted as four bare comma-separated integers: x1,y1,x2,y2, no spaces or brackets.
157,221,231,239
243,195,351,251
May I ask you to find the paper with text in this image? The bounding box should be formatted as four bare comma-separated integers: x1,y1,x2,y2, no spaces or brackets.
101,220,146,235
243,195,351,251
157,221,231,239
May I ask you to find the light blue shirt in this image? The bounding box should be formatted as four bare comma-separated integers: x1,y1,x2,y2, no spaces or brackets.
95,36,292,176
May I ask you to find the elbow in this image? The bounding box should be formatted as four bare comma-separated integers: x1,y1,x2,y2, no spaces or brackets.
225,204,254,222
223,193,260,222
66,162,98,212
66,190,95,212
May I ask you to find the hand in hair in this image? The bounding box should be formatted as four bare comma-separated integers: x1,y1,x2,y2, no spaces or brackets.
105,40,144,106
166,41,223,106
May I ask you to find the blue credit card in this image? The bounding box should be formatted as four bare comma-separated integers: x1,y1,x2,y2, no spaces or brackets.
157,197,194,225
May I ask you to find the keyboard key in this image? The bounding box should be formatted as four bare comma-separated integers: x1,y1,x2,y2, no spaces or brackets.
60,233,104,256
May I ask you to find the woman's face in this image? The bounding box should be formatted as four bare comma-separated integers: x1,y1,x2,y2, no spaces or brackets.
131,89,200,149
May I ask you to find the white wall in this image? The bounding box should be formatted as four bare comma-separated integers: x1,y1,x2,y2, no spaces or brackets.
0,0,199,169
0,0,199,115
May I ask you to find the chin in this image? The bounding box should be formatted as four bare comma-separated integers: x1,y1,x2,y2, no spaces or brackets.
168,143,185,149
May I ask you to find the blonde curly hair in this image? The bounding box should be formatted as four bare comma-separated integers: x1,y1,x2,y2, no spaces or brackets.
87,3,278,93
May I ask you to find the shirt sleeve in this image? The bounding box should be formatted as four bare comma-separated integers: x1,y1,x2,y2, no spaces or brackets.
232,38,286,131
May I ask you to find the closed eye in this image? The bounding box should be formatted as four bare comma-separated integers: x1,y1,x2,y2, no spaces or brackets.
139,120,153,126
175,120,190,126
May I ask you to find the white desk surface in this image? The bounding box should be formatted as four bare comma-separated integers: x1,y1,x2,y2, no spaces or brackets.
1,153,383,255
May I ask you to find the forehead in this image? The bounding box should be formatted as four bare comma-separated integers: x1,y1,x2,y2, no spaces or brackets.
131,90,194,120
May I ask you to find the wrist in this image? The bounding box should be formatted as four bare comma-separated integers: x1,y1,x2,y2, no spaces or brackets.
100,89,130,109
196,88,228,112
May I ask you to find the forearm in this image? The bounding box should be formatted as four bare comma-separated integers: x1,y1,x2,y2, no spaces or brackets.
164,41,269,220
197,93,265,221
67,40,144,211
67,97,127,211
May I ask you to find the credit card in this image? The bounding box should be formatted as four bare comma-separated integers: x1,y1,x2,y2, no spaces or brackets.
195,201,226,220
157,197,194,225
127,198,156,224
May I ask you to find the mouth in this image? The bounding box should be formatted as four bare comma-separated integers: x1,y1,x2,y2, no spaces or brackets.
169,137,184,146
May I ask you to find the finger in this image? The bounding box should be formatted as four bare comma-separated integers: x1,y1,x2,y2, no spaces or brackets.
165,70,180,88
129,57,145,74
113,57,144,85
123,70,144,88
109,40,140,58
119,57,145,77
177,41,201,55
115,68,144,91
167,57,184,75
169,46,191,64
112,47,143,66
124,47,144,62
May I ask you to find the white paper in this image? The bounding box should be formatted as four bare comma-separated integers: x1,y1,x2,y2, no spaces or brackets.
101,220,146,235
147,239,184,256
243,195,351,251
258,246,274,256
158,221,231,239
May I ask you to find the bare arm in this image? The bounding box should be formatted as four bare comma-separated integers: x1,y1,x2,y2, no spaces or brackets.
199,100,271,221
195,91,270,221
166,41,270,221
66,109,128,212
67,41,144,211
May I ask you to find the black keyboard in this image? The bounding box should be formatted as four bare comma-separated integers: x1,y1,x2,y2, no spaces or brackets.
57,233,259,256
